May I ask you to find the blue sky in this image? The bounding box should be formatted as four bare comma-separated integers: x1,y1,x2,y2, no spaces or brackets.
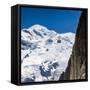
21,7,81,33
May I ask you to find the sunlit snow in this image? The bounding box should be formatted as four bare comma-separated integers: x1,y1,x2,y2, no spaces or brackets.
21,24,75,82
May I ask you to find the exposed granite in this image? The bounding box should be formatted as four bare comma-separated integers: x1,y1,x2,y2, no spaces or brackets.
59,10,88,80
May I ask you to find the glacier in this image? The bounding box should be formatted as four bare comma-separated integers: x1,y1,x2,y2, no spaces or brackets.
21,24,75,82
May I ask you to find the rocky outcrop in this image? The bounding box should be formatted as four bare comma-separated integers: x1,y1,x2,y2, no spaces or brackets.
59,10,88,80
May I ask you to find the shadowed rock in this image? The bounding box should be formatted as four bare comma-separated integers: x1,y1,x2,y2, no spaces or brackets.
59,10,88,80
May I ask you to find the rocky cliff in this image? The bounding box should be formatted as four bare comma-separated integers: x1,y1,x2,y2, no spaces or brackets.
59,10,88,80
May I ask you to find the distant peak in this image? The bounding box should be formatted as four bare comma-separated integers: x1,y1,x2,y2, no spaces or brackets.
26,24,49,33
30,24,47,30
60,32,75,35
31,24,44,27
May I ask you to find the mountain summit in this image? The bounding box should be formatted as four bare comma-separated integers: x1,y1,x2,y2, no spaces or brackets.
21,24,57,41
21,24,75,82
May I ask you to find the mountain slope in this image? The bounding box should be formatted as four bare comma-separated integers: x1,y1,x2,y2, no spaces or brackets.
21,24,75,82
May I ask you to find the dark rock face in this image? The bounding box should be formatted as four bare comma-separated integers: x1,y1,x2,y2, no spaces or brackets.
59,10,88,80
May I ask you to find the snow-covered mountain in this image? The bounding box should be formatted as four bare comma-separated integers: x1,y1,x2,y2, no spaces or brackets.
21,24,75,82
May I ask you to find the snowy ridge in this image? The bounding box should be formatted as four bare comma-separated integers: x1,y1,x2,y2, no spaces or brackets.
21,24,75,82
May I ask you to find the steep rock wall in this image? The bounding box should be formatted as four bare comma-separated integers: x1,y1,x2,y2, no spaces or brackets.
59,10,88,80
